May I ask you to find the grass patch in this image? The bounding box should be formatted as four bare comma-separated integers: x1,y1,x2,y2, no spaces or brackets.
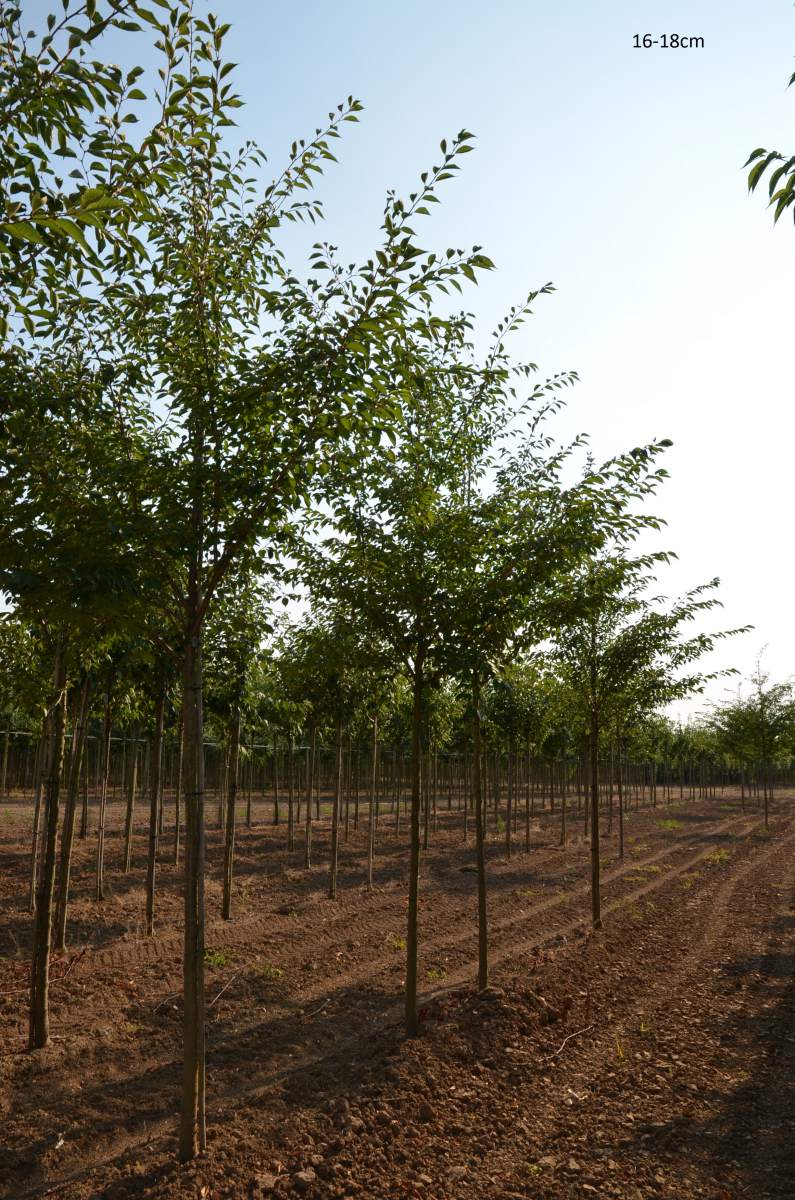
204,948,232,968
255,961,283,982
425,966,447,982
658,819,682,831
385,933,406,952
707,848,732,864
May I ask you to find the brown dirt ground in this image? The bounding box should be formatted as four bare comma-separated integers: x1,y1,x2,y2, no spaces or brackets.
1,787,794,1199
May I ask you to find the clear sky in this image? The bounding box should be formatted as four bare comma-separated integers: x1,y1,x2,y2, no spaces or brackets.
31,0,795,711
218,0,793,713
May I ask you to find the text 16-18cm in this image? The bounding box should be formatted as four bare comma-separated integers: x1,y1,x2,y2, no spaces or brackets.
633,34,704,48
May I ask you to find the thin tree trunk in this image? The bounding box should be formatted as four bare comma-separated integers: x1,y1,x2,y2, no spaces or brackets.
95,692,113,901
122,734,139,873
29,633,68,1048
173,707,184,865
405,656,424,1037
145,679,167,936
367,715,378,890
287,739,295,851
617,740,625,861
589,710,602,930
505,734,514,858
329,715,343,900
222,707,241,921
559,754,567,847
54,674,92,952
28,728,45,914
179,628,207,1161
473,673,488,990
304,726,315,869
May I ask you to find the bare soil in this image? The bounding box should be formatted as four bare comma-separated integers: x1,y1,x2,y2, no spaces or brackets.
1,788,794,1199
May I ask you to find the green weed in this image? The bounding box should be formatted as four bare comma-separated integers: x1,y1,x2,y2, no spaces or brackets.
658,819,682,831
386,933,406,952
204,948,232,968
256,961,283,981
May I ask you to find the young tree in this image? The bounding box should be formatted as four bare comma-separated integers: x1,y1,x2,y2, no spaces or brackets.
552,555,745,928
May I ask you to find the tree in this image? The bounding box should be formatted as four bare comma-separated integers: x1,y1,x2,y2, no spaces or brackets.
552,554,745,928
709,659,795,826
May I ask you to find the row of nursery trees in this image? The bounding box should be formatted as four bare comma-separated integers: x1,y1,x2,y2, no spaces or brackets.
0,0,787,1162
2,632,793,912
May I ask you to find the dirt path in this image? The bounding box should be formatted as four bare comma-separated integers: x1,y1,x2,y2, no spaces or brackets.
1,791,793,1198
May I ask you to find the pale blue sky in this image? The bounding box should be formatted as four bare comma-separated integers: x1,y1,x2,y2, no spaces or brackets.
225,0,795,710
33,0,795,707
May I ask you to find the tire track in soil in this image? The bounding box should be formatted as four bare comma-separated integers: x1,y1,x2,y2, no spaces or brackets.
83,808,756,987
461,821,795,1199
10,811,773,1200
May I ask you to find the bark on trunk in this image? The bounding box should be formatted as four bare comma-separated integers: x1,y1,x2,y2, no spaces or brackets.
304,726,315,869
122,734,139,873
179,631,207,1161
95,693,113,901
29,633,68,1048
589,710,602,930
405,654,424,1037
145,680,167,936
173,707,184,865
54,674,92,952
329,714,343,900
473,673,488,990
28,727,46,913
367,715,378,891
222,707,241,921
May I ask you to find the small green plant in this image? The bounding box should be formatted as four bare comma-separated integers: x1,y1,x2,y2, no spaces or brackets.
521,1163,542,1177
639,1020,651,1035
495,816,505,834
426,966,447,982
658,819,681,831
386,933,406,952
204,948,232,968
256,961,283,981
707,848,731,864
615,1036,625,1061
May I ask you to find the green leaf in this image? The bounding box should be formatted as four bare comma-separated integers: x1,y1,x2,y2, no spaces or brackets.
1,220,46,244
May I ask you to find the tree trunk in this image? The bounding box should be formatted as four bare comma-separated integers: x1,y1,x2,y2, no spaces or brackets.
367,715,378,891
329,714,343,900
405,655,424,1037
287,739,295,851
54,673,92,952
505,734,514,858
28,727,46,913
79,741,90,839
473,673,488,990
559,754,567,847
173,707,184,865
122,734,139,873
304,726,316,869
179,629,207,1161
95,692,113,901
29,633,68,1048
589,711,602,930
617,741,625,861
222,707,241,921
145,679,167,936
